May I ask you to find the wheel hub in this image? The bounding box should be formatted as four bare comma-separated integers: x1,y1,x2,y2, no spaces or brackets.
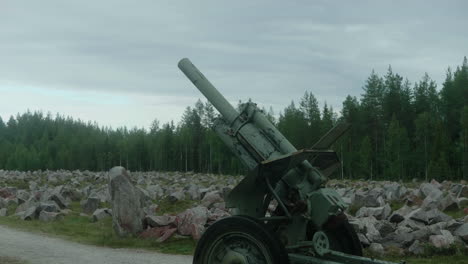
312,231,330,256
208,232,273,264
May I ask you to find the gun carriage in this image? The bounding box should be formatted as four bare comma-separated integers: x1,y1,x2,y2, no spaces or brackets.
178,58,403,264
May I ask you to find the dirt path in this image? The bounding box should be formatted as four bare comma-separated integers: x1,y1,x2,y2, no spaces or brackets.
0,225,193,264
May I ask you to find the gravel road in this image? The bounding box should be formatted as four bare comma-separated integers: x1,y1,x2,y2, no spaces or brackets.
0,225,193,264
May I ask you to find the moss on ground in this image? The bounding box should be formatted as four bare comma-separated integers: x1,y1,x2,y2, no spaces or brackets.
390,200,405,211
156,199,198,215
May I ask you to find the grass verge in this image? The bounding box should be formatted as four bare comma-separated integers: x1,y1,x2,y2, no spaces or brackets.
382,255,468,264
0,256,28,264
0,202,195,255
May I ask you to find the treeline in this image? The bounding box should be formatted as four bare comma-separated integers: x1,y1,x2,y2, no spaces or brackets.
0,57,467,181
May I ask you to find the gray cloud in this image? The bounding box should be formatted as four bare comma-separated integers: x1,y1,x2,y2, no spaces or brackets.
0,0,467,127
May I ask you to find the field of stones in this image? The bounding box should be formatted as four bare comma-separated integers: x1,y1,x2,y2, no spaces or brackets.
0,167,467,260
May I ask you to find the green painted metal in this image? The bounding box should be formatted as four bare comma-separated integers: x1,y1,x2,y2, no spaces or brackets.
178,58,405,264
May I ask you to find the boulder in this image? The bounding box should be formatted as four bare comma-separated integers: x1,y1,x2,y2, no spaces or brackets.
185,184,201,200
145,215,176,227
389,205,412,223
143,204,159,216
357,233,370,247
457,185,468,198
353,191,384,208
375,220,395,238
426,209,453,224
407,208,429,224
15,197,38,214
408,240,424,255
355,204,391,220
429,230,455,248
146,185,164,200
92,208,112,222
81,197,100,215
201,191,223,208
0,197,6,209
454,223,468,242
420,183,443,200
38,202,60,213
47,193,68,209
421,196,439,210
176,206,209,240
411,228,431,241
438,194,458,212
208,208,231,222
167,191,185,203
108,167,144,237
0,208,7,216
39,211,63,222
369,243,384,256
21,205,39,220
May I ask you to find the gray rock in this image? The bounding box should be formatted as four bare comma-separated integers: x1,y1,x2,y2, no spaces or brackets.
146,185,164,200
353,191,385,208
201,191,223,208
399,219,426,231
81,197,100,215
389,205,412,223
145,215,176,227
167,191,185,203
108,166,144,237
454,223,468,242
0,208,7,216
421,196,439,210
143,204,159,216
16,190,30,202
369,243,384,256
375,220,395,238
48,193,68,209
457,185,468,198
92,208,112,222
39,202,60,213
408,208,429,224
357,233,370,247
356,204,391,220
136,187,152,207
186,184,200,200
21,205,38,220
426,209,453,224
408,240,424,255
420,183,443,200
39,210,63,222
429,230,455,248
0,197,6,209
411,228,431,241
438,194,458,211
15,197,38,214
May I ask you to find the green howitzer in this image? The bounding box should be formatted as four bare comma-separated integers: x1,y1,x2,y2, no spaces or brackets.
178,58,405,264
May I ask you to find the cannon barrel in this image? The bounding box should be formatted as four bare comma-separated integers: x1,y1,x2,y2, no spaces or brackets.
178,58,239,124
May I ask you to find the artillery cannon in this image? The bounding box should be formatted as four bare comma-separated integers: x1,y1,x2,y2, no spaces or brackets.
178,58,403,264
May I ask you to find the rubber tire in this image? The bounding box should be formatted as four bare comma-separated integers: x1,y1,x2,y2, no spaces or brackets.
193,215,290,264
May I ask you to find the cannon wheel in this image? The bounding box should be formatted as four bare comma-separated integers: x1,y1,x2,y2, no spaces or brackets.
319,214,363,256
193,215,289,264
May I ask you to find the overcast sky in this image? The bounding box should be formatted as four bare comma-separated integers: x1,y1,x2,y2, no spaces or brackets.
1,1,467,129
